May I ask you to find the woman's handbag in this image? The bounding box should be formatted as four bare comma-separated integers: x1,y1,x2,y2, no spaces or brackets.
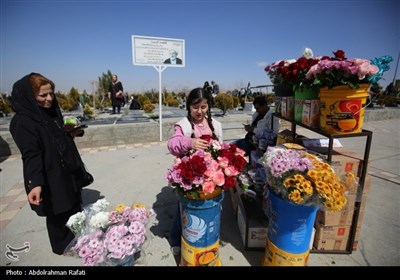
116,92,124,100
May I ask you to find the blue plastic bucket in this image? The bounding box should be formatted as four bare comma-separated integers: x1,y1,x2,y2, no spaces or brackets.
178,192,224,266
266,189,318,254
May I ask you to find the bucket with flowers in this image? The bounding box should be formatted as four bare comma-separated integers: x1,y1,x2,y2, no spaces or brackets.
165,139,247,266
305,50,393,134
258,145,354,266
65,199,155,266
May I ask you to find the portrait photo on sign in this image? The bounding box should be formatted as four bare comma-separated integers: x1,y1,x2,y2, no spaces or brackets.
164,49,182,65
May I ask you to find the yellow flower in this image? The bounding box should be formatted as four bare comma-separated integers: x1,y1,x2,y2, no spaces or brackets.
132,203,145,209
115,204,128,213
288,189,303,204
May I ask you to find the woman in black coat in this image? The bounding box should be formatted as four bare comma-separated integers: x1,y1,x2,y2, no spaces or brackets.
108,74,124,114
9,73,93,255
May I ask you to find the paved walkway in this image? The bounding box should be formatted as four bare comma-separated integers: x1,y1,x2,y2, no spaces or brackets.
0,118,399,267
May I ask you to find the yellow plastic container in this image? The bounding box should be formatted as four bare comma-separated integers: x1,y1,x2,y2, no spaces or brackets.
262,239,310,266
319,84,370,134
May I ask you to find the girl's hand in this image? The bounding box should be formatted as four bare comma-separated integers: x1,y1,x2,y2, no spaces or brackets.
28,186,42,205
192,138,209,151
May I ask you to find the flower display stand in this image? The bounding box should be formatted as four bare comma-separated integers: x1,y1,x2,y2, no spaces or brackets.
271,113,373,254
262,189,318,266
178,190,224,266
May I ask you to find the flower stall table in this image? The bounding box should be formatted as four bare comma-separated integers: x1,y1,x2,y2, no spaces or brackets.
271,113,373,254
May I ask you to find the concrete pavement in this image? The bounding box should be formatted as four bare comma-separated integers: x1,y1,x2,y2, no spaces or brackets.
0,112,399,267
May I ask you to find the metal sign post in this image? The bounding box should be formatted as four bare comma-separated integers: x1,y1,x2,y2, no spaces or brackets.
154,65,167,141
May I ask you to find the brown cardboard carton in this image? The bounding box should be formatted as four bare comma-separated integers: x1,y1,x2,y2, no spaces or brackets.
316,209,355,226
302,99,320,128
281,96,294,119
313,237,348,251
314,223,351,240
237,195,268,250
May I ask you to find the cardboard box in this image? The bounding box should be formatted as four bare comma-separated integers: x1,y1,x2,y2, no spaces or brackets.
275,130,306,145
237,195,268,250
313,237,348,251
316,208,354,227
281,96,294,119
314,223,351,240
302,99,320,128
276,129,294,145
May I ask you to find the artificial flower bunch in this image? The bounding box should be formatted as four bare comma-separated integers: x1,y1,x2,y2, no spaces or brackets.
264,48,320,90
259,146,355,211
305,50,393,89
165,139,247,200
65,199,155,266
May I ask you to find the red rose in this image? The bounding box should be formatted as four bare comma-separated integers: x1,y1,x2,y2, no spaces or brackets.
219,149,235,162
223,176,236,190
179,162,195,182
200,135,212,143
190,155,207,175
232,155,247,172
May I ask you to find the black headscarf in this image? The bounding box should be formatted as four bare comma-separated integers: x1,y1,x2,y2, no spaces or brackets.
11,73,83,172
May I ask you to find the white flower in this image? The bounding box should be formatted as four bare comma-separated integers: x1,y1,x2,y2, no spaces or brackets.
66,211,87,235
89,212,110,229
91,199,109,213
303,47,313,59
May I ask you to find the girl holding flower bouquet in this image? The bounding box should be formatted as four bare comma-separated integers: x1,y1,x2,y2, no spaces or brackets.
167,87,224,253
168,87,223,156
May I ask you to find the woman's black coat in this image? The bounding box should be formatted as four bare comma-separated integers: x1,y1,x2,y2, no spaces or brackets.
9,73,85,217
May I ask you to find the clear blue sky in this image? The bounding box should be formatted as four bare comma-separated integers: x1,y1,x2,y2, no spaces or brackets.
1,0,399,94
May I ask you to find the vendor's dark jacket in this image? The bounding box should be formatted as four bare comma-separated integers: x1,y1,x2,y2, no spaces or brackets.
9,73,84,217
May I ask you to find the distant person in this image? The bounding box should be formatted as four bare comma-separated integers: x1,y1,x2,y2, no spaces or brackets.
164,49,182,65
9,73,93,255
129,96,140,110
211,80,220,96
108,74,124,114
167,87,223,255
204,81,214,107
234,95,279,156
203,81,212,94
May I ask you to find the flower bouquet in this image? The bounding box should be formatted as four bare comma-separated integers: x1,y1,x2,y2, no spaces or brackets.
259,146,356,211
65,199,155,266
165,139,247,200
305,49,393,89
265,48,320,91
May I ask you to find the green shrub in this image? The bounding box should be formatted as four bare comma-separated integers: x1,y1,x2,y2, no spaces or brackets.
83,103,94,119
143,103,155,113
137,95,150,109
214,93,234,115
232,96,240,108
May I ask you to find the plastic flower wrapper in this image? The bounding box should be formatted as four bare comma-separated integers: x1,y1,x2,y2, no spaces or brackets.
64,199,155,266
63,115,87,137
259,146,351,211
66,198,110,237
66,211,87,236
